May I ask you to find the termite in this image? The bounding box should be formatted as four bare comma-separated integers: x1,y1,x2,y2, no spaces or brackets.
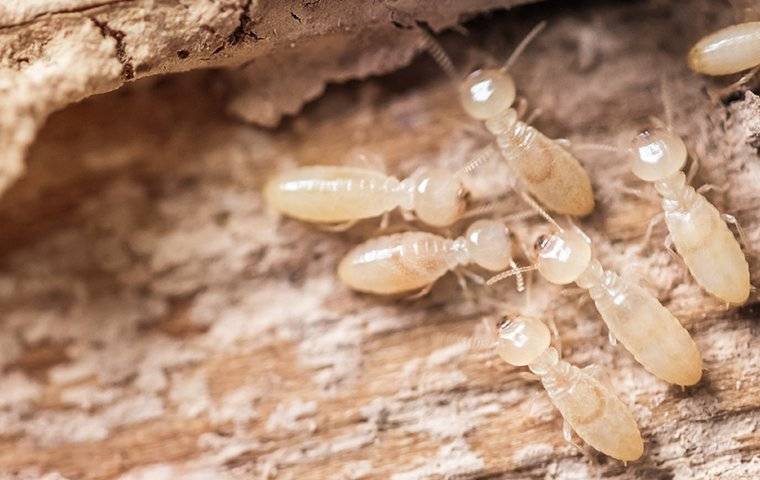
421,22,595,216
264,149,502,230
493,315,643,462
488,196,703,386
688,22,760,75
628,126,751,305
687,3,760,91
338,219,520,296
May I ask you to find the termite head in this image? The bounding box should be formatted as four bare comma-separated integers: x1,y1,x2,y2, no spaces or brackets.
459,68,516,120
495,316,551,366
465,219,512,271
411,167,467,227
534,229,591,285
629,128,687,182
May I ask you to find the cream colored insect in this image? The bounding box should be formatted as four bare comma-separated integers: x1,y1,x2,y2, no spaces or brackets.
629,127,750,305
493,316,643,462
338,219,518,295
423,22,595,216
265,164,469,229
488,202,703,386
688,22,760,77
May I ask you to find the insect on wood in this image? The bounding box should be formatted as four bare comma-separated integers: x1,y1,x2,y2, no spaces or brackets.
264,163,470,229
421,22,596,216
488,196,703,386
338,219,519,295
687,2,760,91
493,316,644,462
628,126,751,305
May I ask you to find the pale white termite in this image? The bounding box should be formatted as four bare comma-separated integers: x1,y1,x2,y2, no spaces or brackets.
488,201,703,386
338,219,517,295
265,164,468,229
688,22,760,77
494,316,643,462
628,128,751,305
423,22,595,216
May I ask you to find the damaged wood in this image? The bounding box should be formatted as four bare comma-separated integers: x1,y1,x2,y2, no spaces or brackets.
0,1,758,479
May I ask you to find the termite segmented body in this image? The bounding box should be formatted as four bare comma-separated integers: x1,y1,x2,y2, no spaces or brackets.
490,226,702,386
629,129,750,304
338,219,512,295
422,23,595,216
496,317,643,461
688,22,760,75
467,95,595,216
265,165,466,228
459,69,594,216
535,230,703,386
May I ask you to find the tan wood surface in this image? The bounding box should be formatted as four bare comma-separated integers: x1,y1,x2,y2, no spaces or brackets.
0,1,758,479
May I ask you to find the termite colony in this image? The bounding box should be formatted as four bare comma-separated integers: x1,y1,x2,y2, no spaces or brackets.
264,7,758,464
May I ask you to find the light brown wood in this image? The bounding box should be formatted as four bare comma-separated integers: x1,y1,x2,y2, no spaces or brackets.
0,1,758,479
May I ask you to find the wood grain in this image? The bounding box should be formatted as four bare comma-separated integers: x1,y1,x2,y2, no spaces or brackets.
0,1,758,479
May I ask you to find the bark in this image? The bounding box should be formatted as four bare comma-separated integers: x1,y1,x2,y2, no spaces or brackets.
0,1,759,479
0,0,531,199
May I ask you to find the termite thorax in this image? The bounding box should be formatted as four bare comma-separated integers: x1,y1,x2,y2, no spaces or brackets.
484,108,519,136
528,346,560,376
656,172,698,208
575,259,604,289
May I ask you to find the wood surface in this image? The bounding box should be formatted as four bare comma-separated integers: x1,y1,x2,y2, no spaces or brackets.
0,1,758,479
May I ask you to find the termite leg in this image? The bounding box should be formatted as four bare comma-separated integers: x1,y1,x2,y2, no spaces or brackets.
449,117,492,141
619,184,648,199
453,270,474,301
514,96,529,120
713,65,760,100
405,282,435,301
664,234,685,267
608,329,618,346
722,213,750,251
560,284,592,310
562,420,582,452
318,220,359,232
560,287,586,297
544,316,562,358
686,152,701,185
460,268,485,286
378,212,390,231
640,212,665,250
517,371,541,382
401,209,417,223
526,391,546,417
696,183,727,195
524,107,543,125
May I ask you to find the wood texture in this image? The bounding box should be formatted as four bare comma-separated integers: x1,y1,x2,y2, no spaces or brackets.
0,0,533,199
0,1,759,479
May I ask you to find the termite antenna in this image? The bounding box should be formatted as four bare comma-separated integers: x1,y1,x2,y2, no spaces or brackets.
660,76,674,131
519,191,564,232
566,142,622,155
509,258,526,292
455,144,500,177
502,21,547,73
486,264,538,286
416,22,459,82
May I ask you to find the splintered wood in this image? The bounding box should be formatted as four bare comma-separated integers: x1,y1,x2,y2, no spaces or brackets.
0,1,758,479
